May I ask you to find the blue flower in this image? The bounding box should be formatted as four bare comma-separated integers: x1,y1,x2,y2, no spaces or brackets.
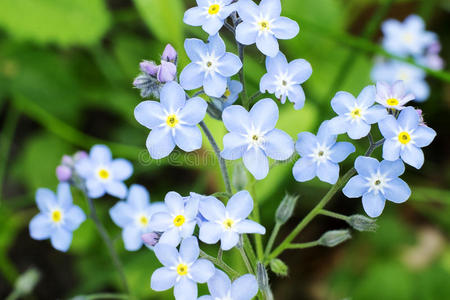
149,191,199,247
75,145,133,199
381,15,436,57
134,81,208,159
29,183,86,252
236,0,299,57
375,81,415,110
180,34,242,97
293,121,355,184
198,270,259,300
378,106,436,169
199,190,265,250
151,237,215,300
221,99,294,180
260,52,312,109
223,79,243,108
327,85,387,140
371,60,429,102
184,0,237,36
109,184,166,251
343,157,411,218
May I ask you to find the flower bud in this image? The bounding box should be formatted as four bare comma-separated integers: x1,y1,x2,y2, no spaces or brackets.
142,232,161,247
318,229,351,247
140,60,159,76
347,214,378,232
56,165,72,182
14,268,40,297
275,193,298,224
232,162,248,191
61,155,74,166
157,61,177,83
74,151,88,161
257,262,273,300
269,258,288,277
161,44,178,63
133,74,161,98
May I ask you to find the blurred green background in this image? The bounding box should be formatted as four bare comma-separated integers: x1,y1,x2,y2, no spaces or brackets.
0,0,449,299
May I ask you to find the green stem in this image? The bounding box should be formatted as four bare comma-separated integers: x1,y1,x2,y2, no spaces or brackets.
200,250,240,279
249,176,264,260
238,237,254,274
199,121,232,195
287,240,319,249
319,209,349,221
249,91,263,105
83,293,130,300
263,222,281,259
85,196,129,293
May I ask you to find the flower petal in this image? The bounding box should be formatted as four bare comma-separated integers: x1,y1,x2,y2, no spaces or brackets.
235,22,258,45
184,7,205,26
90,145,112,164
413,126,436,148
199,222,223,244
397,107,419,130
202,17,224,35
165,191,185,214
123,226,142,251
331,91,355,115
250,98,278,133
292,157,316,182
256,33,279,57
159,228,181,246
327,116,349,135
146,127,176,159
105,181,128,199
178,97,207,125
180,63,205,91
226,190,253,220
288,59,312,84
378,115,398,138
260,0,281,18
263,129,294,160
217,53,242,77
382,139,401,161
204,72,227,98
295,132,318,156
356,85,376,108
221,132,247,160
220,230,239,250
160,81,186,113
272,17,299,39
109,202,134,227
190,259,215,283
400,145,424,169
174,125,203,152
364,105,387,124
362,191,386,218
384,178,411,204
64,206,86,231
343,175,368,198
111,159,133,181
207,270,231,299
329,142,355,163
149,212,172,231
231,274,259,300
174,277,198,300
199,196,226,221
29,214,53,240
316,161,339,184
154,243,179,267
355,156,379,177
50,227,72,252
179,236,199,263
237,0,259,22
347,121,371,140
243,147,269,180
222,105,251,134
234,220,265,234
184,38,207,62
151,267,177,291
134,101,165,129
127,184,149,209
379,159,405,178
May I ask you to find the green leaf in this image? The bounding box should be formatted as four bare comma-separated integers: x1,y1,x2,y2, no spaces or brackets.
0,0,111,46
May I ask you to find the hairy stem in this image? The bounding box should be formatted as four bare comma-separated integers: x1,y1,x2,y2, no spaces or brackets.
238,237,254,274
319,209,349,221
200,250,240,279
287,240,319,249
263,222,281,259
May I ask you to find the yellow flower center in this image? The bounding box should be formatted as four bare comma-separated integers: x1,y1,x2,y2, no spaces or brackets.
398,131,411,145
386,98,399,106
223,218,234,230
139,216,148,226
208,4,220,15
173,215,185,227
52,210,62,223
98,168,110,179
350,108,362,119
166,114,179,128
258,20,270,31
176,263,189,276
224,88,231,98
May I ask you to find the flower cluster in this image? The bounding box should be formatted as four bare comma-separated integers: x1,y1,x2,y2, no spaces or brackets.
371,15,444,102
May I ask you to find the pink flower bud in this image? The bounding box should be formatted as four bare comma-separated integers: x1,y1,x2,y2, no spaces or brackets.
140,60,159,76
161,44,177,63
157,61,177,83
74,151,88,161
56,165,72,182
142,232,161,247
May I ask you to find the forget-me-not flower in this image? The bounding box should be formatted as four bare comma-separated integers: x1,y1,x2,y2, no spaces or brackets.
180,34,242,97
327,86,387,140
222,79,243,108
199,190,265,250
75,145,133,199
343,157,411,218
382,14,436,57
375,81,414,110
221,98,294,180
198,270,259,300
134,81,208,159
109,184,166,251
260,52,312,109
184,0,237,36
293,121,355,184
148,191,199,247
29,183,86,252
151,237,215,300
236,0,299,57
371,60,429,102
378,106,436,169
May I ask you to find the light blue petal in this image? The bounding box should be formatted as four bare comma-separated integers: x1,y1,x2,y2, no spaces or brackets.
184,195,200,219
183,7,205,26
354,156,379,177
29,214,53,240
316,161,339,184
64,206,86,231
190,259,215,283
207,34,226,57
356,85,376,108
234,220,265,234
198,296,213,300
159,228,181,246
288,59,312,84
111,159,133,181
413,125,436,147
362,191,386,218
378,115,398,138
295,132,318,156
204,72,227,98
146,127,176,159
272,16,299,40
222,105,251,134
134,101,165,129
235,22,258,45
179,236,199,263
123,226,142,251
110,202,134,228
199,222,222,244
154,243,179,267
364,105,387,124
151,267,177,291
397,107,419,130
343,175,368,198
180,63,205,91
199,196,226,221
36,188,56,213
331,91,355,115
260,0,281,18
409,79,429,102
207,269,231,298
184,38,207,62
221,132,248,160
86,179,106,199
347,121,371,140
217,53,242,77
329,142,355,163
288,85,306,110
105,181,128,199
220,230,240,250
266,52,287,74
90,145,112,164
127,184,149,209
292,157,316,182
384,178,411,204
174,125,202,152
379,159,405,178
57,183,72,209
316,121,337,146
382,139,401,161
250,98,278,133
226,190,253,220
202,17,224,36
231,274,258,300
50,227,72,252
149,212,172,231
237,0,258,22
180,220,197,238
178,97,207,125
243,147,269,180
264,129,294,160
165,191,185,214
74,158,92,179
400,145,424,169
260,73,278,94
160,81,186,113
327,116,349,135
174,277,198,300
256,33,279,57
